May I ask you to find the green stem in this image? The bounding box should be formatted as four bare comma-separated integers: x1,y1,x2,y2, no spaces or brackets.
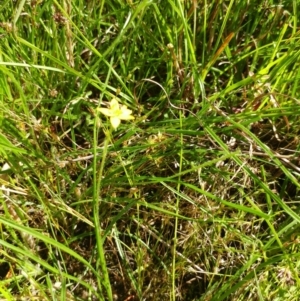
93,116,113,301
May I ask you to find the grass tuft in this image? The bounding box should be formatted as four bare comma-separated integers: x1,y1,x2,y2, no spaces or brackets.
0,1,300,300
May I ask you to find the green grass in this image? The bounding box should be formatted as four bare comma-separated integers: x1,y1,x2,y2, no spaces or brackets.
0,0,300,300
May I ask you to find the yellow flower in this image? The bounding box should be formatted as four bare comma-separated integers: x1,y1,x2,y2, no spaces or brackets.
97,98,134,129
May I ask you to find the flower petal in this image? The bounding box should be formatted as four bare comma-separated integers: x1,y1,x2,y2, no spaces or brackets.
110,117,121,129
109,98,120,111
120,114,135,120
120,106,134,120
97,108,114,117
